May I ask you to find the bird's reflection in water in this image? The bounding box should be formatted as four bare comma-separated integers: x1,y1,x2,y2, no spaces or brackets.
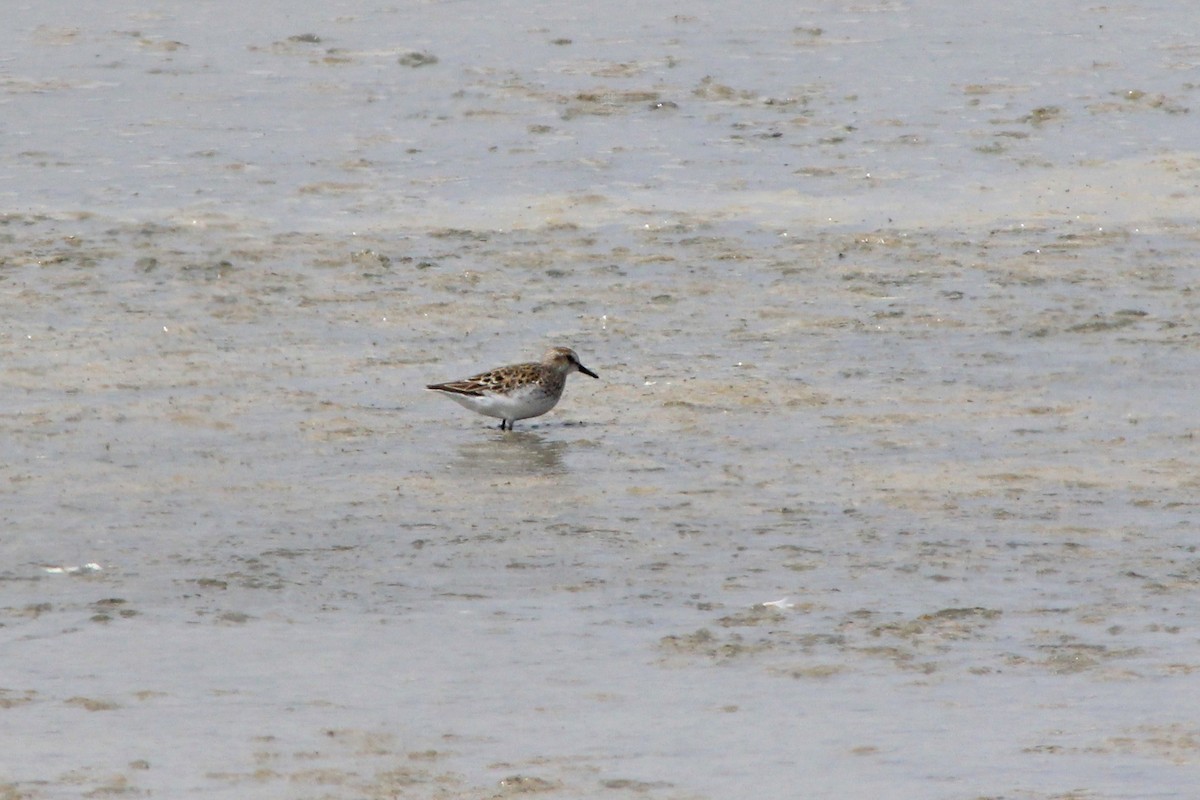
450,429,568,477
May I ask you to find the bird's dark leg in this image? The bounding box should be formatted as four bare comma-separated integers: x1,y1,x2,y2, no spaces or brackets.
499,419,510,431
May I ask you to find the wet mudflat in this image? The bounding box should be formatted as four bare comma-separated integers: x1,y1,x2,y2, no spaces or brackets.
3,3,1200,799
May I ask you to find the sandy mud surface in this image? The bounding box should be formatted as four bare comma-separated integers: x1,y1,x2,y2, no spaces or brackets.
3,3,1200,798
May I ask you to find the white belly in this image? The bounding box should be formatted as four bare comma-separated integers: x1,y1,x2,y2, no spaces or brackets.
445,385,560,421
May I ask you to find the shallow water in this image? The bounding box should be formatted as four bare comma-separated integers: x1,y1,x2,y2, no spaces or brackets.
3,3,1200,799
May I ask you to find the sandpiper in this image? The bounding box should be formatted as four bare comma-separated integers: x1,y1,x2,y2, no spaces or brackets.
426,346,599,430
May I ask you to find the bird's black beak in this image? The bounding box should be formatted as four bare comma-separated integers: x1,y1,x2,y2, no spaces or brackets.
578,364,599,379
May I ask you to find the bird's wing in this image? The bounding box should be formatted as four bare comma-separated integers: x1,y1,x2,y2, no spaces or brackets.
426,378,489,396
426,363,536,396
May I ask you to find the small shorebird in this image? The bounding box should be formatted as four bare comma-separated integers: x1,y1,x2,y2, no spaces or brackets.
426,346,599,430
